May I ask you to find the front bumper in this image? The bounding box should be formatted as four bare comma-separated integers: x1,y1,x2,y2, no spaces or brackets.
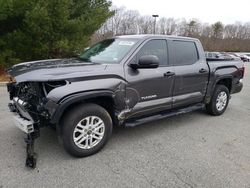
8,98,34,134
12,113,34,133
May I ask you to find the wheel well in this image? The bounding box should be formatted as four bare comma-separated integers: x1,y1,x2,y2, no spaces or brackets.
84,96,115,119
217,78,232,92
58,96,116,130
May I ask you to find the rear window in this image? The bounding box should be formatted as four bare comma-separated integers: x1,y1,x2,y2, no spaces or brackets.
170,41,199,66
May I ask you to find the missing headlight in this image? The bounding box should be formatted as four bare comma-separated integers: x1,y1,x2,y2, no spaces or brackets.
42,80,68,96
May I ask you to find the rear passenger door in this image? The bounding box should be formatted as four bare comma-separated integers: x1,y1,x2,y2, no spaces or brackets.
169,40,209,108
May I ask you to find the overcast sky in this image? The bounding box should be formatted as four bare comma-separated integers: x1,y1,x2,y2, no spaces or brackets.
112,0,250,24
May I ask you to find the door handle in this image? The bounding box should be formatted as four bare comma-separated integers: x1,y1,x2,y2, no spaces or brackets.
164,71,175,77
199,68,207,73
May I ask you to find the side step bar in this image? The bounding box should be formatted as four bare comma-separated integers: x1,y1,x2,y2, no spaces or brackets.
125,104,204,127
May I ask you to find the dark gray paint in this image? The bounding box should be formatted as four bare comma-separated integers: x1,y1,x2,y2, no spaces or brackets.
7,35,244,127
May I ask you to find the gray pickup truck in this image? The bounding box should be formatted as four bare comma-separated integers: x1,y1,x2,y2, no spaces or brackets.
7,35,244,168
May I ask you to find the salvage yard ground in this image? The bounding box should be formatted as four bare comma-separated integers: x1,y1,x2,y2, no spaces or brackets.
0,64,250,188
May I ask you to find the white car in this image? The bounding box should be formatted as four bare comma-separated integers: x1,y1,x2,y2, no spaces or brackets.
227,54,241,61
235,53,250,62
244,54,250,62
242,55,250,62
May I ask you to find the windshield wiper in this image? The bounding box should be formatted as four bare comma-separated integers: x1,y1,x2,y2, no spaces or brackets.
77,57,101,64
78,57,92,62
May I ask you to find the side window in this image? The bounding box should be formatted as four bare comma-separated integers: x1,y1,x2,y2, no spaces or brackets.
137,40,168,66
170,41,199,66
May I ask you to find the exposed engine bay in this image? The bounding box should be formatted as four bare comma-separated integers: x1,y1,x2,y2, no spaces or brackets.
7,80,67,168
8,81,67,123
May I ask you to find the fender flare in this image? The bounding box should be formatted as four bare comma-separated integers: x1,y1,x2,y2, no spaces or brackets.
208,75,233,98
49,90,115,124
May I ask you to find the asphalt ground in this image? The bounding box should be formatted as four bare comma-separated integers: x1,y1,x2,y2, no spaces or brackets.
0,64,250,188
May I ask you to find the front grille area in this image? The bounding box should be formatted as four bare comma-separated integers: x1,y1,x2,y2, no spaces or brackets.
16,82,42,102
8,82,48,123
7,80,66,126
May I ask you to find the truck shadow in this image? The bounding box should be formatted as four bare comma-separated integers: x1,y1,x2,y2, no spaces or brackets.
111,110,208,140
37,109,208,160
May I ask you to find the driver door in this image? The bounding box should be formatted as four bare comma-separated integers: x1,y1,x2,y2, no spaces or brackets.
124,39,175,119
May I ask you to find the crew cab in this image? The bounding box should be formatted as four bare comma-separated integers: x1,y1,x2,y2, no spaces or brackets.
6,35,244,167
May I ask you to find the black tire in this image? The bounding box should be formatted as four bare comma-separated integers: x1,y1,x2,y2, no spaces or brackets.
61,103,113,157
206,85,230,116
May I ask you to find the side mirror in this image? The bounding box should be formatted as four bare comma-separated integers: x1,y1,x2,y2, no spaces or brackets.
129,55,159,69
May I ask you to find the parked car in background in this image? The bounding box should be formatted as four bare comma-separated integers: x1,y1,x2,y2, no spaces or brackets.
235,53,250,62
227,53,242,61
205,52,240,61
245,54,250,61
219,52,235,60
205,51,249,62
242,55,250,62
205,52,224,59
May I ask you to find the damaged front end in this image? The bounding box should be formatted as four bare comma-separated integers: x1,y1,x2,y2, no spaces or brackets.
7,80,66,168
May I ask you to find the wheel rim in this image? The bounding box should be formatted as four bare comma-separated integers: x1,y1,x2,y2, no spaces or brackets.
216,91,228,111
73,116,105,149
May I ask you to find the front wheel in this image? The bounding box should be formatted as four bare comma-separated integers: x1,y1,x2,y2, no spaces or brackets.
206,85,230,116
61,103,113,157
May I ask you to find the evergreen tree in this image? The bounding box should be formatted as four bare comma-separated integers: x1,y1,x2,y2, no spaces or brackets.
0,0,113,68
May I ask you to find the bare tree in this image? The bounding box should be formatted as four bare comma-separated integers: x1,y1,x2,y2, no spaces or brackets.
116,9,139,35
201,23,213,37
95,6,250,52
158,18,177,35
137,16,154,34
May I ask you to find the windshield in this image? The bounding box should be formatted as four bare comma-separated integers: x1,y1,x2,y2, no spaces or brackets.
79,38,138,64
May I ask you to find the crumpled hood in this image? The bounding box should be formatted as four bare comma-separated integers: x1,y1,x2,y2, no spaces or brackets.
8,58,108,82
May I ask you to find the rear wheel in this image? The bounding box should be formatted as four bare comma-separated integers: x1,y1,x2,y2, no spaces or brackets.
61,103,113,157
206,85,230,116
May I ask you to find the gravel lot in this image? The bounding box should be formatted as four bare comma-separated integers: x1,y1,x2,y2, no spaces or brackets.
0,64,250,188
